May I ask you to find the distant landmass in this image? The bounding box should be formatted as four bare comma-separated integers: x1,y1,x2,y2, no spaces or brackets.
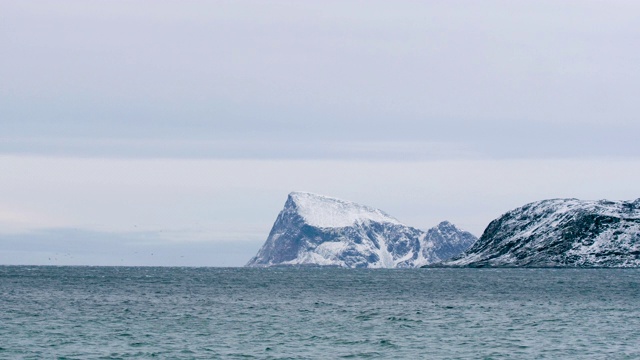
246,192,477,268
436,198,640,268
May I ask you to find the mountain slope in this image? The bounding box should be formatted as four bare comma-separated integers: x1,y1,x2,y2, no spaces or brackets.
246,192,476,268
440,198,640,267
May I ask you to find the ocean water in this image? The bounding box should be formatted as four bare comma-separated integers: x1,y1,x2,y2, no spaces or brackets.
1,267,639,359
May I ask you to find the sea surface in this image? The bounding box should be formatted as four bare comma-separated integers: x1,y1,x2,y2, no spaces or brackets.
1,267,639,359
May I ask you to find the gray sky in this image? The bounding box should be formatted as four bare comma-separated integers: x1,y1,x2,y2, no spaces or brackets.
1,1,639,266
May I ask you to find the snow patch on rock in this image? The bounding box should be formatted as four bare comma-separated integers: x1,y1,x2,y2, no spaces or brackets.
289,191,401,228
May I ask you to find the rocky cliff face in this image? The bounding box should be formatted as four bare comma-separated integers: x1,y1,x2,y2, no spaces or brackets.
440,198,640,267
246,192,477,268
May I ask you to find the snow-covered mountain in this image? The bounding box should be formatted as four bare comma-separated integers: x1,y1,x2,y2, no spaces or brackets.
246,192,477,268
440,198,640,267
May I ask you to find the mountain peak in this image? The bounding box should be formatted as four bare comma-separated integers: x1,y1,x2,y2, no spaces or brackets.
434,221,469,236
247,192,477,268
436,220,454,228
286,191,401,228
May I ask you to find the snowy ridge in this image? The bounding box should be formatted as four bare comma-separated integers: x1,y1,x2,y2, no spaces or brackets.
247,192,477,268
289,191,401,228
441,198,640,268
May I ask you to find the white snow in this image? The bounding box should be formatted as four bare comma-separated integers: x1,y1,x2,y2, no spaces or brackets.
374,233,394,268
289,191,402,228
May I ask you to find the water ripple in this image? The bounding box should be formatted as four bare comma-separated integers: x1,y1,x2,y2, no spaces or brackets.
1,266,639,358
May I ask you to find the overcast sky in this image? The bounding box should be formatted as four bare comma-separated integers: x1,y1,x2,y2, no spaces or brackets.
1,1,639,266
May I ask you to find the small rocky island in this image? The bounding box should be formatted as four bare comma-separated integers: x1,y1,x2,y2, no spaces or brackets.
246,192,477,268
